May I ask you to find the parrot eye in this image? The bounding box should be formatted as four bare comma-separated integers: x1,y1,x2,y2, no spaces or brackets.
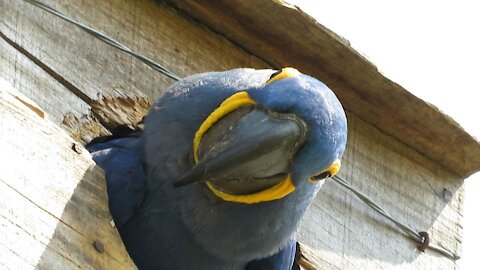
309,159,341,183
268,70,282,81
265,67,300,85
311,171,332,181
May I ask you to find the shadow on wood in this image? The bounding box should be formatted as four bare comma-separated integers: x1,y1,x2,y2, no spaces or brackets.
35,166,135,269
0,85,134,269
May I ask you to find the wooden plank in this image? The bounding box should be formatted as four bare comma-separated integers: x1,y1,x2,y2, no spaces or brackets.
0,82,135,269
0,0,269,134
297,113,463,270
0,1,466,269
165,0,480,178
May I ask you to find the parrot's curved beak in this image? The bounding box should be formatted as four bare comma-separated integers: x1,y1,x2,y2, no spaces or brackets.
173,106,306,195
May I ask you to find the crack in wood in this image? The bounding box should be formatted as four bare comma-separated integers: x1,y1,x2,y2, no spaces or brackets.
0,242,36,269
1,29,153,143
0,31,93,105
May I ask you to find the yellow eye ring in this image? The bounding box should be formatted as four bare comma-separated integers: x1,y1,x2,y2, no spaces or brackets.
265,67,300,85
309,159,341,183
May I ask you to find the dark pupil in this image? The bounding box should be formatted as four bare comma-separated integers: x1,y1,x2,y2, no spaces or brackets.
268,70,282,81
312,171,331,180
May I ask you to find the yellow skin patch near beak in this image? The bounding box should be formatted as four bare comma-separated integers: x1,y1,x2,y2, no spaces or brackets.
205,176,295,204
308,159,341,183
192,90,297,204
192,68,341,203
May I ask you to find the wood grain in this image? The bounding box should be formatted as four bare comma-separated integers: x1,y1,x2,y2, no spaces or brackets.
0,0,268,116
0,82,135,269
0,0,468,269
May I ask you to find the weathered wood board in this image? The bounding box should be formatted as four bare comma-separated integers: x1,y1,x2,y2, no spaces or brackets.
0,0,471,269
0,82,136,269
0,0,269,142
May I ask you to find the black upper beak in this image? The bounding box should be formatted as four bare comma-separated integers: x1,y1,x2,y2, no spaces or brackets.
173,107,305,194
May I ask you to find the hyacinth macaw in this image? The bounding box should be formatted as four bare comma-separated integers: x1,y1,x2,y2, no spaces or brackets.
87,67,347,270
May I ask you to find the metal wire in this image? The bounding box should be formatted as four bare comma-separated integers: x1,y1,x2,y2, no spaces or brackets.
23,0,460,261
23,0,181,81
333,175,459,260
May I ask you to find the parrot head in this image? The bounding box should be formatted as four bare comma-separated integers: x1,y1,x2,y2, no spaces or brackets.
143,68,347,260
173,68,347,204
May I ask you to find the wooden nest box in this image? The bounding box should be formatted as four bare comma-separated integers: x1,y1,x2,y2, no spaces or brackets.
1,0,479,269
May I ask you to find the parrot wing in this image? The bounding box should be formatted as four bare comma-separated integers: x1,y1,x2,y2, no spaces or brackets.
245,239,297,270
87,132,146,229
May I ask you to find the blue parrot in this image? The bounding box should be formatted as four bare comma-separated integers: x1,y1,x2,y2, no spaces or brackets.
87,68,347,270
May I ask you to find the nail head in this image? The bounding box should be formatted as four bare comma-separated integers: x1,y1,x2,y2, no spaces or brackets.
93,240,105,253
